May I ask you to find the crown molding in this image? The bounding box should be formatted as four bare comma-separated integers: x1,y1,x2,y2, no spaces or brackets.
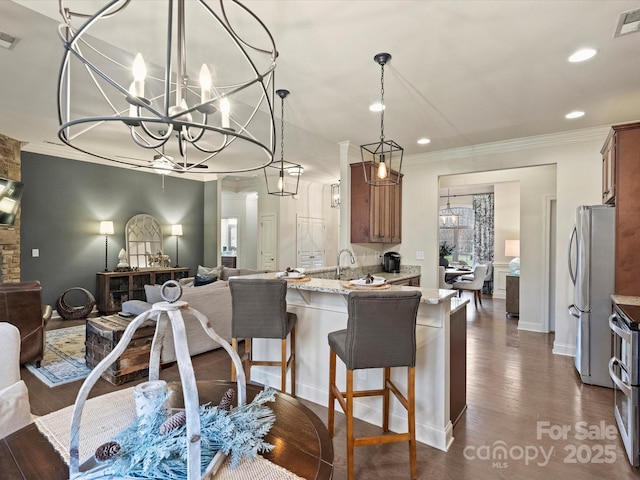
404,125,612,165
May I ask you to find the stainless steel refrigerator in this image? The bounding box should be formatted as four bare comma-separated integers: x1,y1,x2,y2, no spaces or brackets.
568,204,615,388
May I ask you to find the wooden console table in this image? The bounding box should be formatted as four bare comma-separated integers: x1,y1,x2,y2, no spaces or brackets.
0,381,333,480
96,267,190,314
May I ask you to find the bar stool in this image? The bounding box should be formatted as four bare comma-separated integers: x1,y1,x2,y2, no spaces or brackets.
328,289,422,480
229,278,297,396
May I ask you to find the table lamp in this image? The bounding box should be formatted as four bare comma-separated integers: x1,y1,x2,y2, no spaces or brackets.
172,224,183,267
505,239,520,276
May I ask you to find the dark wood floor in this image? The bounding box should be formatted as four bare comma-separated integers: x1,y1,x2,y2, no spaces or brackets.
22,296,640,479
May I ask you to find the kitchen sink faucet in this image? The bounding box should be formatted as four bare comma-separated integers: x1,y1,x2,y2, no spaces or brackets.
336,249,356,278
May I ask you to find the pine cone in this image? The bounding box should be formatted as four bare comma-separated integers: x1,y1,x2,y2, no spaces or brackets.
95,441,121,462
159,410,186,435
218,388,235,411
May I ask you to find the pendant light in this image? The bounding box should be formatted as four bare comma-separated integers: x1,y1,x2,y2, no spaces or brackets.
439,190,460,228
360,53,403,186
265,89,301,196
331,180,341,208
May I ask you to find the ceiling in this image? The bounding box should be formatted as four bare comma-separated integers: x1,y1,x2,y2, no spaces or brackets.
2,0,640,184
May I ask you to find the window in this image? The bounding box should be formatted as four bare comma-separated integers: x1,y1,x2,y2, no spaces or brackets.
440,207,474,265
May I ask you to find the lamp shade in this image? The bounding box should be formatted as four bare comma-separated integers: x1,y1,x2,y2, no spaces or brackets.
172,224,183,236
505,239,520,257
99,221,114,236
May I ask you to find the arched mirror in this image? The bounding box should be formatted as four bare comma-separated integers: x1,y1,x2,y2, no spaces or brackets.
126,214,164,268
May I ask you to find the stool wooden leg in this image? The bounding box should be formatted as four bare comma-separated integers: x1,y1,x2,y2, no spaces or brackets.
477,289,483,306
408,366,417,480
244,338,252,383
280,338,287,393
290,326,296,397
328,349,337,437
383,367,391,432
231,338,238,382
346,369,355,480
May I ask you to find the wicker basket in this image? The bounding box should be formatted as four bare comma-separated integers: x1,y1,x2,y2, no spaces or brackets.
56,287,96,320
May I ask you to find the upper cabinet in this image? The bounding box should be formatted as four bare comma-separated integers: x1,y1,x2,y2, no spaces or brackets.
604,122,640,296
601,131,615,205
350,162,402,243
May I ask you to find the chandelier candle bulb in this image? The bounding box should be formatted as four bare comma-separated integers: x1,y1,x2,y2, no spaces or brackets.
199,64,212,103
220,97,231,128
132,53,146,98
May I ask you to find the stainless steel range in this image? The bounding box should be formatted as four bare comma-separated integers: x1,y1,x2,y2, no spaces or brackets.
609,302,640,466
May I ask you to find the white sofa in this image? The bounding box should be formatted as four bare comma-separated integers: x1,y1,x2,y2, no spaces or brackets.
121,267,269,364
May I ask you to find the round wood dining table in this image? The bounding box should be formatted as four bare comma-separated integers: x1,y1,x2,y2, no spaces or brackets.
0,381,334,480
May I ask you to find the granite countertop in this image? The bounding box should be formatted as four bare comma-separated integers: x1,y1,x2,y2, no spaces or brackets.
245,273,456,305
450,296,470,313
612,295,640,306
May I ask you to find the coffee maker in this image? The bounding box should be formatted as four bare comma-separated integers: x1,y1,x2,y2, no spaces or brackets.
383,252,401,273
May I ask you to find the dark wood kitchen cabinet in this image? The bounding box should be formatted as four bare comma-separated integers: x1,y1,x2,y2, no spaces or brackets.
603,122,640,296
350,162,402,243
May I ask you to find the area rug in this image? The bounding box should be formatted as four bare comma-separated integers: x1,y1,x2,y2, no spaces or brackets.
25,325,91,387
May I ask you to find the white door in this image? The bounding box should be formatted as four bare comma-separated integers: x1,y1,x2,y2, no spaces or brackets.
259,213,277,270
297,216,325,268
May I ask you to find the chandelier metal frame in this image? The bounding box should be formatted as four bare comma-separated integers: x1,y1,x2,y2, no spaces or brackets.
439,190,460,229
57,0,278,174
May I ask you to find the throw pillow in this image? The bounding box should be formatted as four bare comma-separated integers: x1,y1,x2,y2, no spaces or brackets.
0,380,32,439
144,284,163,304
197,264,223,278
194,274,217,287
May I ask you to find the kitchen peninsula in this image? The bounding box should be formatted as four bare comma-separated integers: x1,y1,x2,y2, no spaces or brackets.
242,273,463,451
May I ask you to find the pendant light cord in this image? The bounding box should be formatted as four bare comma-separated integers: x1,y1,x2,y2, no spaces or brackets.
379,62,385,142
280,94,285,167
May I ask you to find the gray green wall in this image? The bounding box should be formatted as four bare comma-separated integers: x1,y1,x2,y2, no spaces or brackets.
20,152,216,307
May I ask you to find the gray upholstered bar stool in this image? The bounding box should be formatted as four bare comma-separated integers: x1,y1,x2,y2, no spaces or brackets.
328,289,422,480
229,277,297,396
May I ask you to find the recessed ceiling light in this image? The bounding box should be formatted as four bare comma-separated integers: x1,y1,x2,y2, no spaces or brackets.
565,111,585,119
369,103,385,112
568,48,597,63
417,138,431,145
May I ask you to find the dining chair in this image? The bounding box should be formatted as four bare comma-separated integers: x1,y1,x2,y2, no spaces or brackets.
0,322,33,439
438,266,452,289
327,290,422,480
229,278,297,396
453,264,489,309
461,260,493,294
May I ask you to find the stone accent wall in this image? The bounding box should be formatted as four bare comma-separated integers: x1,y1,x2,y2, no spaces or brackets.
0,134,21,282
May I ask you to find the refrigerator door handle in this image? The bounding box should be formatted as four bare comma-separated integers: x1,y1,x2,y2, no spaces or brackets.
568,304,581,319
609,313,632,344
609,357,632,398
568,225,577,285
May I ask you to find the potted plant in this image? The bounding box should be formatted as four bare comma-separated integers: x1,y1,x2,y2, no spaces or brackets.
439,242,454,268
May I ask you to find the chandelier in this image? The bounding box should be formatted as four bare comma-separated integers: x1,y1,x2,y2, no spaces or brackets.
439,190,460,228
360,53,403,186
57,0,278,174
265,89,301,196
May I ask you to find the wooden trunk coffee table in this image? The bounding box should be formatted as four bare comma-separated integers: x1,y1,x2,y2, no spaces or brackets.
85,314,156,385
